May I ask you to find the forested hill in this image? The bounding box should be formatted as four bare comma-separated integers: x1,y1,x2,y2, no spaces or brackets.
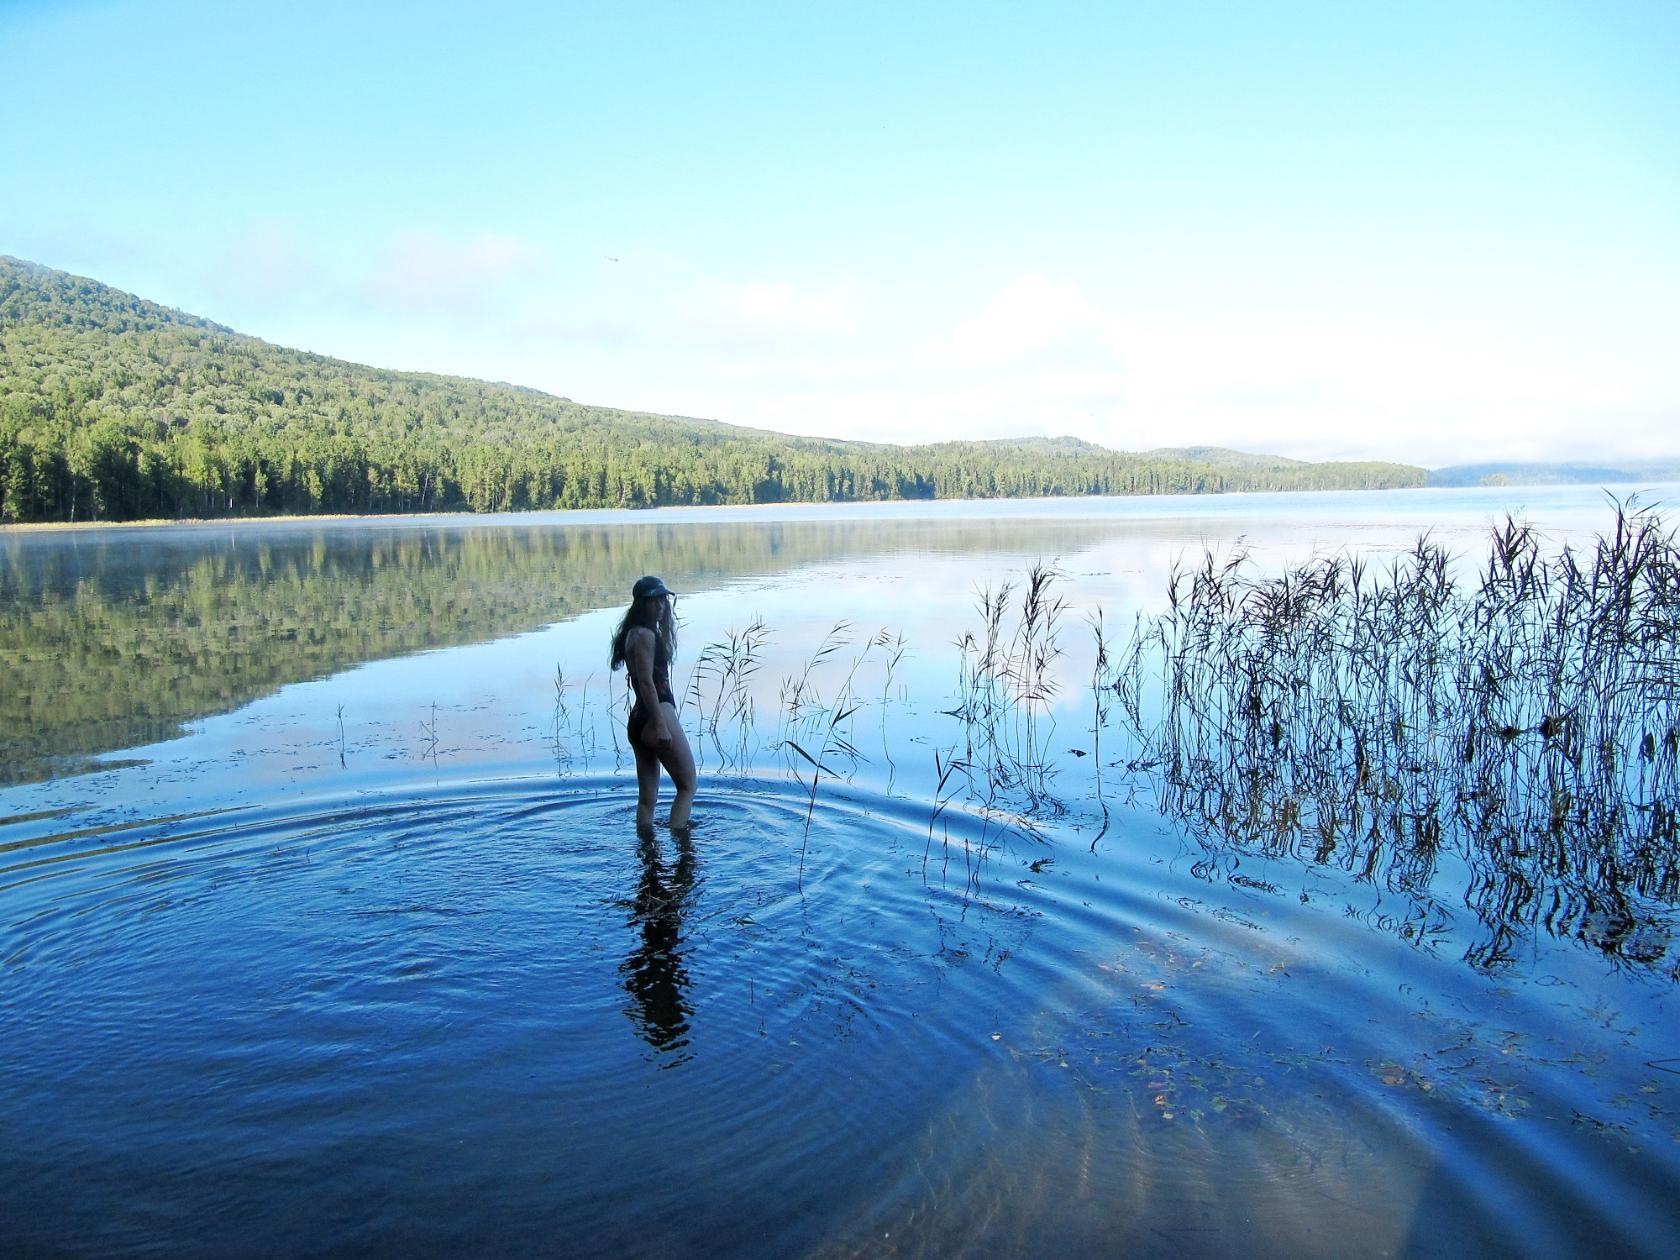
0,256,1426,523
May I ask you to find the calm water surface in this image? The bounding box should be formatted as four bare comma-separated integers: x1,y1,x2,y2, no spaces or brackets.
2,486,1677,1257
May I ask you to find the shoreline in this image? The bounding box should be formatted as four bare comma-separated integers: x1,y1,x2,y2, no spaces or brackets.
4,479,1676,537
0,513,374,533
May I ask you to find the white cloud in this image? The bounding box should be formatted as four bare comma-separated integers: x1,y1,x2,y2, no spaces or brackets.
719,279,862,333
207,222,323,308
665,276,870,350
177,242,1677,469
362,230,548,316
938,274,1111,367
614,271,1677,467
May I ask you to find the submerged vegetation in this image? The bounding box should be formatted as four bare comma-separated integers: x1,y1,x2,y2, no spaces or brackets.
0,255,1423,523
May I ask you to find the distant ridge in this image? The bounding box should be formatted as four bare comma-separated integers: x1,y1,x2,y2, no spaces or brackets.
948,435,1114,456
0,255,1426,523
1429,460,1680,488
1145,445,1309,469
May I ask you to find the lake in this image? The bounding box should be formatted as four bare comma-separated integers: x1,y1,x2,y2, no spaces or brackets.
2,485,1677,1257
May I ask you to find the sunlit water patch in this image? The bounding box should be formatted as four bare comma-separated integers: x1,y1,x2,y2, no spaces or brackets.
3,775,1674,1257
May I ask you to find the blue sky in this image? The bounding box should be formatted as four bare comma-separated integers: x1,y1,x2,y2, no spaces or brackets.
4,0,1676,466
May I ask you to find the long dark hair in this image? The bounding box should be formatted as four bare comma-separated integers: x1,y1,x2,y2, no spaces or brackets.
610,593,676,672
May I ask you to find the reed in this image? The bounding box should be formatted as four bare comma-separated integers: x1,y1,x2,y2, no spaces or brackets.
1087,609,1112,849
950,562,1067,817
777,623,889,889
558,515,1673,971
1103,499,1680,974
551,665,571,774
683,617,769,771
418,700,440,766
550,666,601,775
876,629,907,793
572,671,599,765
778,621,851,747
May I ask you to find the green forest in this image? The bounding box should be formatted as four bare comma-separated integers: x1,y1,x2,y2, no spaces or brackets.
0,256,1427,524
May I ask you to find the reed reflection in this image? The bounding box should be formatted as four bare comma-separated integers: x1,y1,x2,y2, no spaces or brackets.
622,827,698,1064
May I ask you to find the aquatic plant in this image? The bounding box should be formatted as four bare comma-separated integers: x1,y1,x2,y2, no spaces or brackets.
550,666,602,775
683,617,769,771
777,623,886,889
1087,608,1112,849
578,514,1677,973
418,700,440,766
572,671,600,766
876,629,907,793
1103,499,1680,976
922,747,993,901
949,562,1067,817
551,665,571,774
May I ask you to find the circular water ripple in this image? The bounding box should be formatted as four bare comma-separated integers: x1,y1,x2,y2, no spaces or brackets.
1,777,1673,1257
0,778,1044,1256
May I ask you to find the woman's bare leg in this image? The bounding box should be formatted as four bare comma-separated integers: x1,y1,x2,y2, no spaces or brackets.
655,702,698,829
632,738,662,830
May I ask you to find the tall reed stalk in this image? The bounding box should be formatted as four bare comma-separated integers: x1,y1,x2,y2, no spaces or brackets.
775,623,898,889
950,562,1067,817
683,618,769,771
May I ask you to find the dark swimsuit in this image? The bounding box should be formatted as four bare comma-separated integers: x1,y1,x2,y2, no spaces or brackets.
627,652,675,747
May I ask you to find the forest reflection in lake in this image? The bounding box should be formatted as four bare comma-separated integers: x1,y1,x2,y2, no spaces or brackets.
1,486,1677,1256
0,502,1219,783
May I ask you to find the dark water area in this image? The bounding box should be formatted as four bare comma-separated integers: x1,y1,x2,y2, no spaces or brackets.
2,487,1678,1256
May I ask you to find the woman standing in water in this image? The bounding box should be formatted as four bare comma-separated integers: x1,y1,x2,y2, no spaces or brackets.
610,576,697,831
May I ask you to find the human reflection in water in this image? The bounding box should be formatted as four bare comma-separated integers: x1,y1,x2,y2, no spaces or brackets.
622,826,698,1063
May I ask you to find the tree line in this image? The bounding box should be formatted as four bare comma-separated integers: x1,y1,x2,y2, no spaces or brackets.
0,256,1426,524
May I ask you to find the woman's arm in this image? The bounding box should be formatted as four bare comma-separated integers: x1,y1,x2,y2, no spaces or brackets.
626,626,672,744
